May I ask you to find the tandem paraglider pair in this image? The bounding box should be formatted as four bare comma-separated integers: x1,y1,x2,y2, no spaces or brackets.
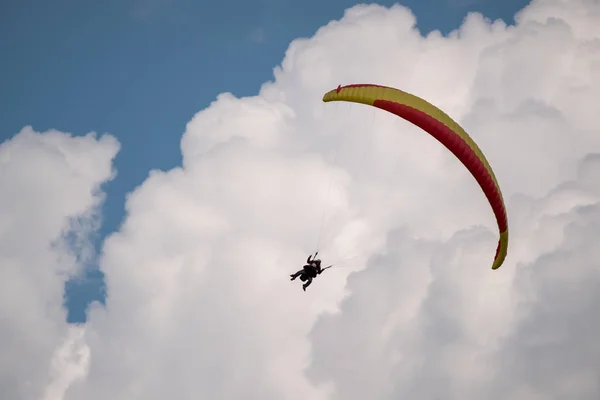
290,252,332,291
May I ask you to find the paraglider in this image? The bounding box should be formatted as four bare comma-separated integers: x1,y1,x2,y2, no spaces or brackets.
290,252,332,291
322,84,508,270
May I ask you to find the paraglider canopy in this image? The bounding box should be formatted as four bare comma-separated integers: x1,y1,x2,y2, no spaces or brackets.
323,83,508,270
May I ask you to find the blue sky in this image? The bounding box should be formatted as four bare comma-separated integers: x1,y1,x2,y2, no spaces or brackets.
1,0,530,323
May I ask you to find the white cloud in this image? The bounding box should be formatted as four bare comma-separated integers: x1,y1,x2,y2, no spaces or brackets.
0,127,118,399
42,326,90,400
308,153,600,399
5,0,600,399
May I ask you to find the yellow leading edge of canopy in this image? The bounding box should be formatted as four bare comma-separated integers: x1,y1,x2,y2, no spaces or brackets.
494,231,508,270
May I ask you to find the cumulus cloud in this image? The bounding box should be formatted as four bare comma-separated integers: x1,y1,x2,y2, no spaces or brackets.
308,154,600,399
0,127,118,399
42,327,90,400
5,0,600,399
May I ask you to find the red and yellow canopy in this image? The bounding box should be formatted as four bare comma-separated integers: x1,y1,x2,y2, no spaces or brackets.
323,84,508,270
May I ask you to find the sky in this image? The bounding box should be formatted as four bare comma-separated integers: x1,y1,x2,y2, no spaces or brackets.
2,0,600,399
1,0,532,322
